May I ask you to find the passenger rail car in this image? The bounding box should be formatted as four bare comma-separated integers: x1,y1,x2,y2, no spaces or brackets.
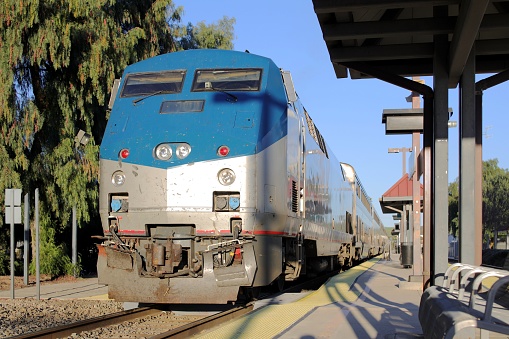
97,49,387,304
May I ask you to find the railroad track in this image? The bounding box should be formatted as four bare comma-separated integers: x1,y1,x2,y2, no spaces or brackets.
151,302,254,338
6,268,344,339
8,302,254,339
9,306,161,339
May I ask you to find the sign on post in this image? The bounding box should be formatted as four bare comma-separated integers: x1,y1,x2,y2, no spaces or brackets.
5,188,22,299
5,189,22,224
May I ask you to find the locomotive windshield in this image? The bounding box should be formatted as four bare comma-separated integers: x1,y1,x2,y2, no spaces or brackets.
192,69,262,92
121,70,186,97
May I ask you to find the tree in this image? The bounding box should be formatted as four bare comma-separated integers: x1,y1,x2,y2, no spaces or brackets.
482,159,509,239
448,180,459,236
0,0,235,276
448,159,509,242
177,17,236,50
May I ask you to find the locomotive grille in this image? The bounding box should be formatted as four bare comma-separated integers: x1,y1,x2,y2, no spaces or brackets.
291,180,298,213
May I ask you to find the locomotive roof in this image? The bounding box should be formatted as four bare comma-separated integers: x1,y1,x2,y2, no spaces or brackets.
123,49,276,74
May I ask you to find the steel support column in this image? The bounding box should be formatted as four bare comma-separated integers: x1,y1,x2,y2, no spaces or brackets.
475,87,484,262
459,47,477,265
340,60,434,288
432,21,449,286
423,96,433,288
412,130,422,278
475,69,509,262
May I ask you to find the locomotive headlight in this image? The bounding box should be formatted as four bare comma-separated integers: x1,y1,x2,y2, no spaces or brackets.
111,171,126,186
176,143,191,159
155,143,172,160
218,168,236,186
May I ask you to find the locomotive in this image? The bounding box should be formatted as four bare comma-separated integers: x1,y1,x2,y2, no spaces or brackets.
97,49,387,304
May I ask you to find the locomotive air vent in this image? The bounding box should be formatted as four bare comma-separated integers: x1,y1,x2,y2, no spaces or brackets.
291,180,298,213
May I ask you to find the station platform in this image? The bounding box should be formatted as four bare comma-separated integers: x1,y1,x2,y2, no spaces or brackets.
197,255,424,339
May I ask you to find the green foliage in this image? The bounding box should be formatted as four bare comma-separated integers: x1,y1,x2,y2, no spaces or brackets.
177,17,236,50
0,223,12,275
0,250,9,276
0,0,235,277
448,159,509,238
28,209,83,277
482,159,509,235
29,211,69,277
448,180,459,236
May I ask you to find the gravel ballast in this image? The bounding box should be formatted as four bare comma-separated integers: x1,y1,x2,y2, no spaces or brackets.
0,298,124,338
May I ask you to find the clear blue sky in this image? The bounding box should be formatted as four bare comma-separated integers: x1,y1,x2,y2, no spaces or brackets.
177,0,509,229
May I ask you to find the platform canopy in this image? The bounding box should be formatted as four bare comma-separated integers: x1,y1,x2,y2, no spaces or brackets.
312,0,509,282
380,173,424,214
312,0,509,87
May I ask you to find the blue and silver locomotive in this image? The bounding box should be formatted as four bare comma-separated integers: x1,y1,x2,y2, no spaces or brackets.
97,49,387,304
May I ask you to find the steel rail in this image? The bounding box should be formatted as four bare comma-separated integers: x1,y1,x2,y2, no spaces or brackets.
150,302,255,338
9,306,161,339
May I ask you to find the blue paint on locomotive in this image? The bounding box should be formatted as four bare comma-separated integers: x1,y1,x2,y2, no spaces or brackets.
101,49,288,169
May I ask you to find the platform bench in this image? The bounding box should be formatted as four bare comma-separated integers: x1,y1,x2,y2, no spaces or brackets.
418,263,509,339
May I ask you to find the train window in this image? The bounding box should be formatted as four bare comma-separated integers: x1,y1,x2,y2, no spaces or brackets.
303,109,329,158
192,69,262,92
160,100,204,114
120,71,186,97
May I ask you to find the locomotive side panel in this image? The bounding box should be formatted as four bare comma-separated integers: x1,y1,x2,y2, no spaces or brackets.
252,137,287,286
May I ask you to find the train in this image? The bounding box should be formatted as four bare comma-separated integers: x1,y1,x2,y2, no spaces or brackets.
96,49,388,304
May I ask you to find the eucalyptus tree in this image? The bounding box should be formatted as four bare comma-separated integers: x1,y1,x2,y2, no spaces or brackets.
0,0,234,275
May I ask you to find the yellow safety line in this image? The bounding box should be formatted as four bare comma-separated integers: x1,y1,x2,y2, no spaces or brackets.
297,258,378,306
196,257,380,338
80,294,111,300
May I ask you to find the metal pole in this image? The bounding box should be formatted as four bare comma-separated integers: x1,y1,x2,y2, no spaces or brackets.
412,132,422,278
388,147,412,176
10,191,14,299
72,205,77,277
433,20,450,286
401,205,407,243
459,47,477,265
35,188,40,300
402,149,407,176
423,95,433,289
411,78,423,280
24,193,29,286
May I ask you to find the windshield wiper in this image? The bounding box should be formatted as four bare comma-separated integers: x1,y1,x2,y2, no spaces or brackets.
204,82,238,102
133,90,172,105
212,87,238,102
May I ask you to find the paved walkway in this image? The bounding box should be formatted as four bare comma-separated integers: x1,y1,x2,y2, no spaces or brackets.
0,277,108,300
